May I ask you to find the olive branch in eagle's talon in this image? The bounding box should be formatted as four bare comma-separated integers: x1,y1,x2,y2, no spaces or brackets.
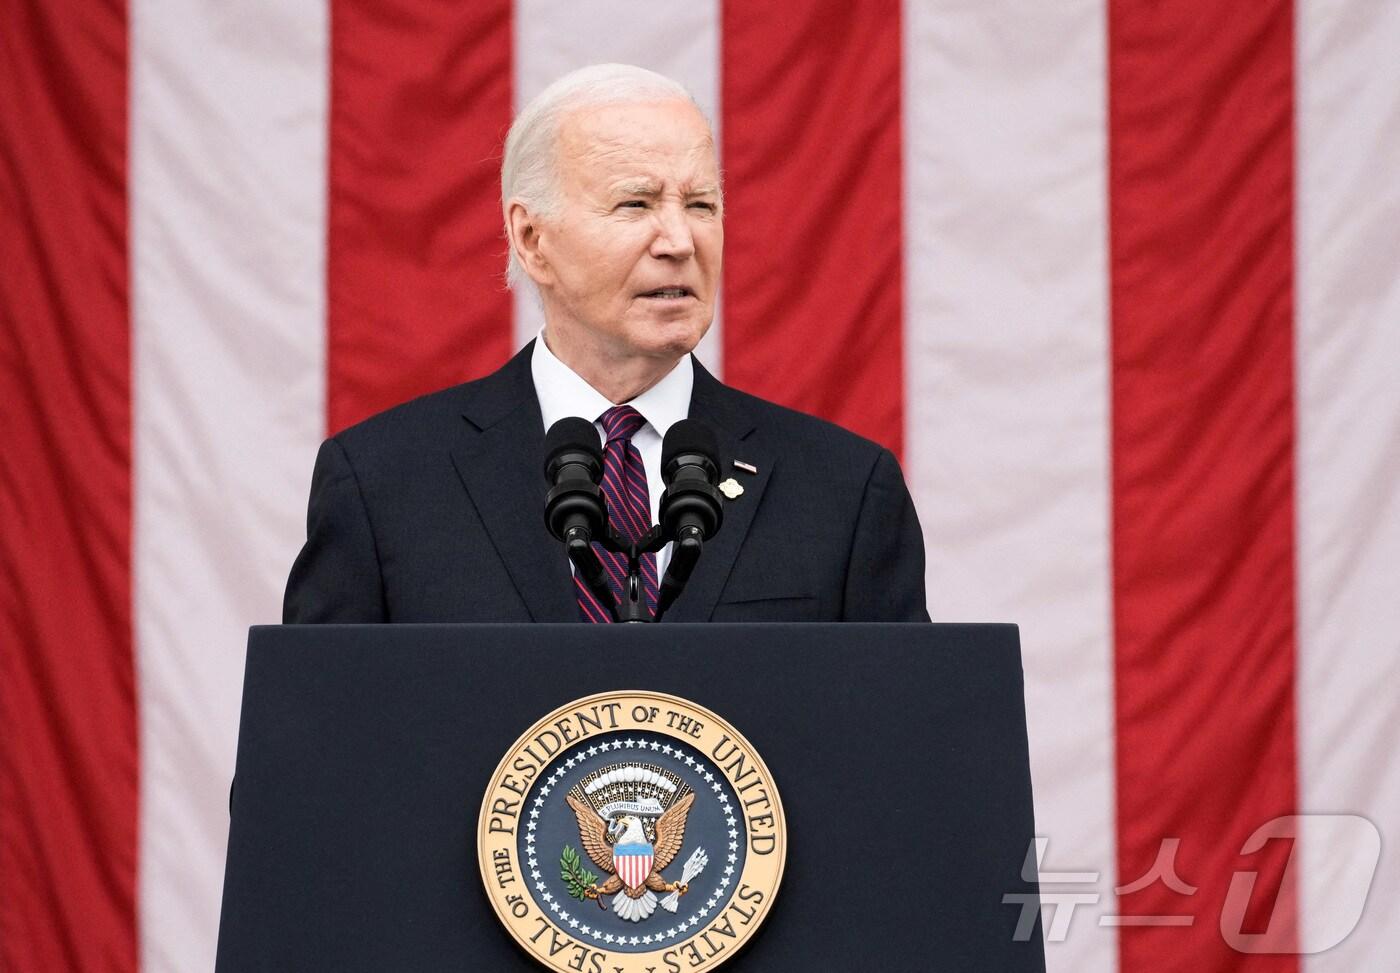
560,845,600,904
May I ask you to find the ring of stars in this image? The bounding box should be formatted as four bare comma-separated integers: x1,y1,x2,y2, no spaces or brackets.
521,736,744,950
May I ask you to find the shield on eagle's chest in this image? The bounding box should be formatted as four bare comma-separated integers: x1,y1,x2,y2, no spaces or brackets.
614,843,654,891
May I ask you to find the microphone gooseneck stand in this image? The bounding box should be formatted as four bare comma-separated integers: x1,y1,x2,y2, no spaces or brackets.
606,525,667,624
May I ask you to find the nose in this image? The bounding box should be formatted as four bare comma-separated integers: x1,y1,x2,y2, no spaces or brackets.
649,202,695,261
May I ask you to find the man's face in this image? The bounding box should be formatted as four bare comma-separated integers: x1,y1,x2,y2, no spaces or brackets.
532,99,722,364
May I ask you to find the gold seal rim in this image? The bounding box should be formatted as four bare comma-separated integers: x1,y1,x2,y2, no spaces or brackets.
477,689,786,973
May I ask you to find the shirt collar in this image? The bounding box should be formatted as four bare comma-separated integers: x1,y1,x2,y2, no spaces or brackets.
531,329,693,438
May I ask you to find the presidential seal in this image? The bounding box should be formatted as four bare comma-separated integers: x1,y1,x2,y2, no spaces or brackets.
478,691,785,973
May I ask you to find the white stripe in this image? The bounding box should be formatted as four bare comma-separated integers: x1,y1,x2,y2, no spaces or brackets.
131,1,329,968
902,2,1116,969
1296,0,1400,964
511,0,723,378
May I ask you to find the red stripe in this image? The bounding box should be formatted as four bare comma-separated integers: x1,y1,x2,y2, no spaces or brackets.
721,0,904,459
326,0,514,433
1109,1,1298,968
0,2,137,969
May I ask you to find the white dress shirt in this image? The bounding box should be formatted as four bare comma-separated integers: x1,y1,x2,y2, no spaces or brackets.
531,329,693,577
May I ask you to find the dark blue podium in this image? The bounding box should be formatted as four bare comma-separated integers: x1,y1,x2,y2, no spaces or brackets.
215,623,1044,971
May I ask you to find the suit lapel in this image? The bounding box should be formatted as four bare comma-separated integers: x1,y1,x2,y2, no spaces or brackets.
662,359,773,622
449,343,578,622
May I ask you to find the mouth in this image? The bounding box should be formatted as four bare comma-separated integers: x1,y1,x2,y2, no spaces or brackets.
638,286,695,301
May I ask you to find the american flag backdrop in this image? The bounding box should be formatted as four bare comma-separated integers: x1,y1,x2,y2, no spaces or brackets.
2,1,1398,971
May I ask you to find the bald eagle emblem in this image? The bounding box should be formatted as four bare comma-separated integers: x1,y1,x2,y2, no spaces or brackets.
561,763,709,923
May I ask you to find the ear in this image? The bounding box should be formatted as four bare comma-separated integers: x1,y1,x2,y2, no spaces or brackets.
506,199,553,287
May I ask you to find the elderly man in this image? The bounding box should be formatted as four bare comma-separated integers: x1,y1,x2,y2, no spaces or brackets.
283,64,928,624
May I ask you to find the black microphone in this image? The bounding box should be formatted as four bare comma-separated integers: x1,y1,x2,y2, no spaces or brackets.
660,419,723,542
543,418,614,619
656,420,723,617
543,417,606,544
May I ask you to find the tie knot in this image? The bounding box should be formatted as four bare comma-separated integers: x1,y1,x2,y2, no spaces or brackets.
599,405,646,444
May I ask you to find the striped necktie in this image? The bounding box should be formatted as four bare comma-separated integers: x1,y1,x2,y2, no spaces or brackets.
574,405,660,622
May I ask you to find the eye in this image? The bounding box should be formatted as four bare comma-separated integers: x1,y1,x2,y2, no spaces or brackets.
689,201,718,213
617,200,647,210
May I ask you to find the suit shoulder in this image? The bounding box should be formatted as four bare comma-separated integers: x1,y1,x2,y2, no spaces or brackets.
331,347,531,459
722,384,891,464
332,381,474,452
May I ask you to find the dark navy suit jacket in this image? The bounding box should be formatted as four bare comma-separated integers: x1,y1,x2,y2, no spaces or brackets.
283,343,929,623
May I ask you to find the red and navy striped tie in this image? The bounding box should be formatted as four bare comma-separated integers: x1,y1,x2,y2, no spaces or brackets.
575,405,660,622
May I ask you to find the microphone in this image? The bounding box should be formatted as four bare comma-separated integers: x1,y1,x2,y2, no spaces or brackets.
660,420,723,542
543,418,614,619
543,417,605,545
656,420,724,617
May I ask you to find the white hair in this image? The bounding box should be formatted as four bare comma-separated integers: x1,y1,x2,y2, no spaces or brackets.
501,63,709,290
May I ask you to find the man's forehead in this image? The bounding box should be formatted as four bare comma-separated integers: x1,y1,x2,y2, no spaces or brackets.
555,100,718,182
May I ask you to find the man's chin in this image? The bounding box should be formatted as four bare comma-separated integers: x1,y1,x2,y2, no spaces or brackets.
627,316,710,360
